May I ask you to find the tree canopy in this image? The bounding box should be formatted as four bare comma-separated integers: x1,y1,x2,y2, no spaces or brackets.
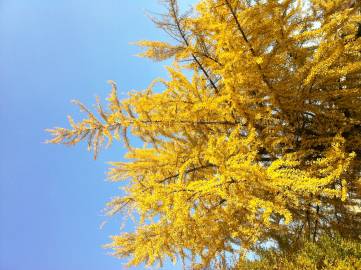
47,0,361,268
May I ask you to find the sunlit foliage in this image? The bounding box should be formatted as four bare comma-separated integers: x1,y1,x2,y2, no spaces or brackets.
47,0,361,268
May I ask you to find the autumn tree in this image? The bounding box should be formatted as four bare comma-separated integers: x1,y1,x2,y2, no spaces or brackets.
47,0,361,268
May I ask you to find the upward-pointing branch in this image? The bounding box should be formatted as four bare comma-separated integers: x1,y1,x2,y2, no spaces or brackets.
224,0,281,106
168,0,220,95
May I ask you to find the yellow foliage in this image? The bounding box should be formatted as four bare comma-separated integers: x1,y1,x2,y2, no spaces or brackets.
47,0,361,268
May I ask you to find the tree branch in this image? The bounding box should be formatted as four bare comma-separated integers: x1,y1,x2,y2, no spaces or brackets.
224,0,281,105
168,0,220,94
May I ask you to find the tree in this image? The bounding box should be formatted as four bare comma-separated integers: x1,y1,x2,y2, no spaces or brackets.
47,0,361,268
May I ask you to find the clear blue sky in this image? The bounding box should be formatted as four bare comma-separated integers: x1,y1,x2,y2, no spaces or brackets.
0,1,194,269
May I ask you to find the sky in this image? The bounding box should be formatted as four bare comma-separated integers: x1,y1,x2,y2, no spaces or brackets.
0,1,195,269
